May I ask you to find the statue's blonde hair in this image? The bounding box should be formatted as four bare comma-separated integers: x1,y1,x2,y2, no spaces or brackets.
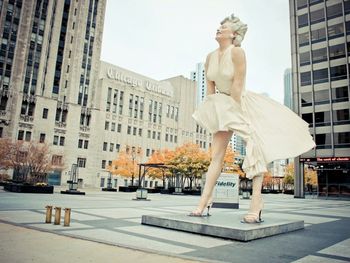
221,14,248,47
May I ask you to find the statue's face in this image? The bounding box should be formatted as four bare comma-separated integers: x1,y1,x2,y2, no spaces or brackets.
215,22,235,41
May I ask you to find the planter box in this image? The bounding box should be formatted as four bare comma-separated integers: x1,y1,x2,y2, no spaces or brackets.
118,186,138,192
0,181,10,187
102,187,117,192
283,189,294,195
4,183,54,194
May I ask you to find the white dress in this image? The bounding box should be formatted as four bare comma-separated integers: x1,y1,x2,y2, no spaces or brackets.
192,45,316,179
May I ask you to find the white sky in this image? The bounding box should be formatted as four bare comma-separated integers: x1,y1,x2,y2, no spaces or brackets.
101,0,291,103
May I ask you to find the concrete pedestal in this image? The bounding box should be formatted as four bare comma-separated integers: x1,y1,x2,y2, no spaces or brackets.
141,213,304,242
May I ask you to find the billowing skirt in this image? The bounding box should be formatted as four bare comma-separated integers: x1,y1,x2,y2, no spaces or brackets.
192,90,316,179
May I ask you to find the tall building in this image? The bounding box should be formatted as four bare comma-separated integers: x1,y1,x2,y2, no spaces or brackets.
284,68,294,165
289,0,350,197
0,0,211,187
190,62,206,105
0,0,107,184
284,68,293,110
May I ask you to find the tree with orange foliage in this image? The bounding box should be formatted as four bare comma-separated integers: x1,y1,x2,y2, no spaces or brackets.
304,166,317,191
146,149,174,186
222,146,245,177
262,171,273,190
283,163,294,190
167,143,210,189
108,147,142,186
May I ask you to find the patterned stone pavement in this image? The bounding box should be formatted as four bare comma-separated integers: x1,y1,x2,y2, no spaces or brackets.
0,186,349,263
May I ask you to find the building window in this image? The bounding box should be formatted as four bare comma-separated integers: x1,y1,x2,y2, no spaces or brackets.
165,134,168,141
166,105,170,117
103,142,107,151
312,48,327,64
311,27,326,44
39,133,45,143
152,131,156,139
314,89,329,105
100,177,105,187
310,8,325,25
117,124,122,132
25,131,32,142
133,127,137,136
78,139,83,148
105,121,109,131
298,32,309,47
77,157,86,168
138,128,142,136
113,90,118,113
309,0,322,6
116,144,120,152
329,44,345,60
157,132,160,140
315,111,331,127
300,72,311,86
106,87,112,112
147,130,151,138
146,148,150,157
127,126,131,135
333,109,350,125
346,1,350,15
42,108,48,119
299,51,310,66
110,143,114,152
111,122,116,131
315,133,332,149
297,0,307,10
330,65,347,81
53,135,59,145
327,3,343,20
313,68,328,84
334,132,350,148
84,140,89,149
298,13,308,28
346,21,350,35
332,86,349,103
102,160,106,169
302,113,313,126
328,23,344,40
59,136,65,146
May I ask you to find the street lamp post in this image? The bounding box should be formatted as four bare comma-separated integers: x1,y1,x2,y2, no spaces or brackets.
131,148,136,186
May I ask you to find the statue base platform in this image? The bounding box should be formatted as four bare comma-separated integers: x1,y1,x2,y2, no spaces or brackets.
141,212,304,242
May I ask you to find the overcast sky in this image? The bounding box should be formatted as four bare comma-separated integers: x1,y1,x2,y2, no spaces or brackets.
101,0,291,104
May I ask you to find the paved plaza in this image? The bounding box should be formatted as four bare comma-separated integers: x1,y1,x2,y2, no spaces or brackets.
0,186,349,263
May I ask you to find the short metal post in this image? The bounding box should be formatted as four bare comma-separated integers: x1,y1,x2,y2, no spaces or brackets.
64,208,71,227
45,205,53,223
54,207,61,225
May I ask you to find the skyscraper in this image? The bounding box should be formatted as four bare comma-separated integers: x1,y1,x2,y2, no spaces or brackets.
289,0,350,197
190,62,207,105
284,68,293,110
0,0,106,134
